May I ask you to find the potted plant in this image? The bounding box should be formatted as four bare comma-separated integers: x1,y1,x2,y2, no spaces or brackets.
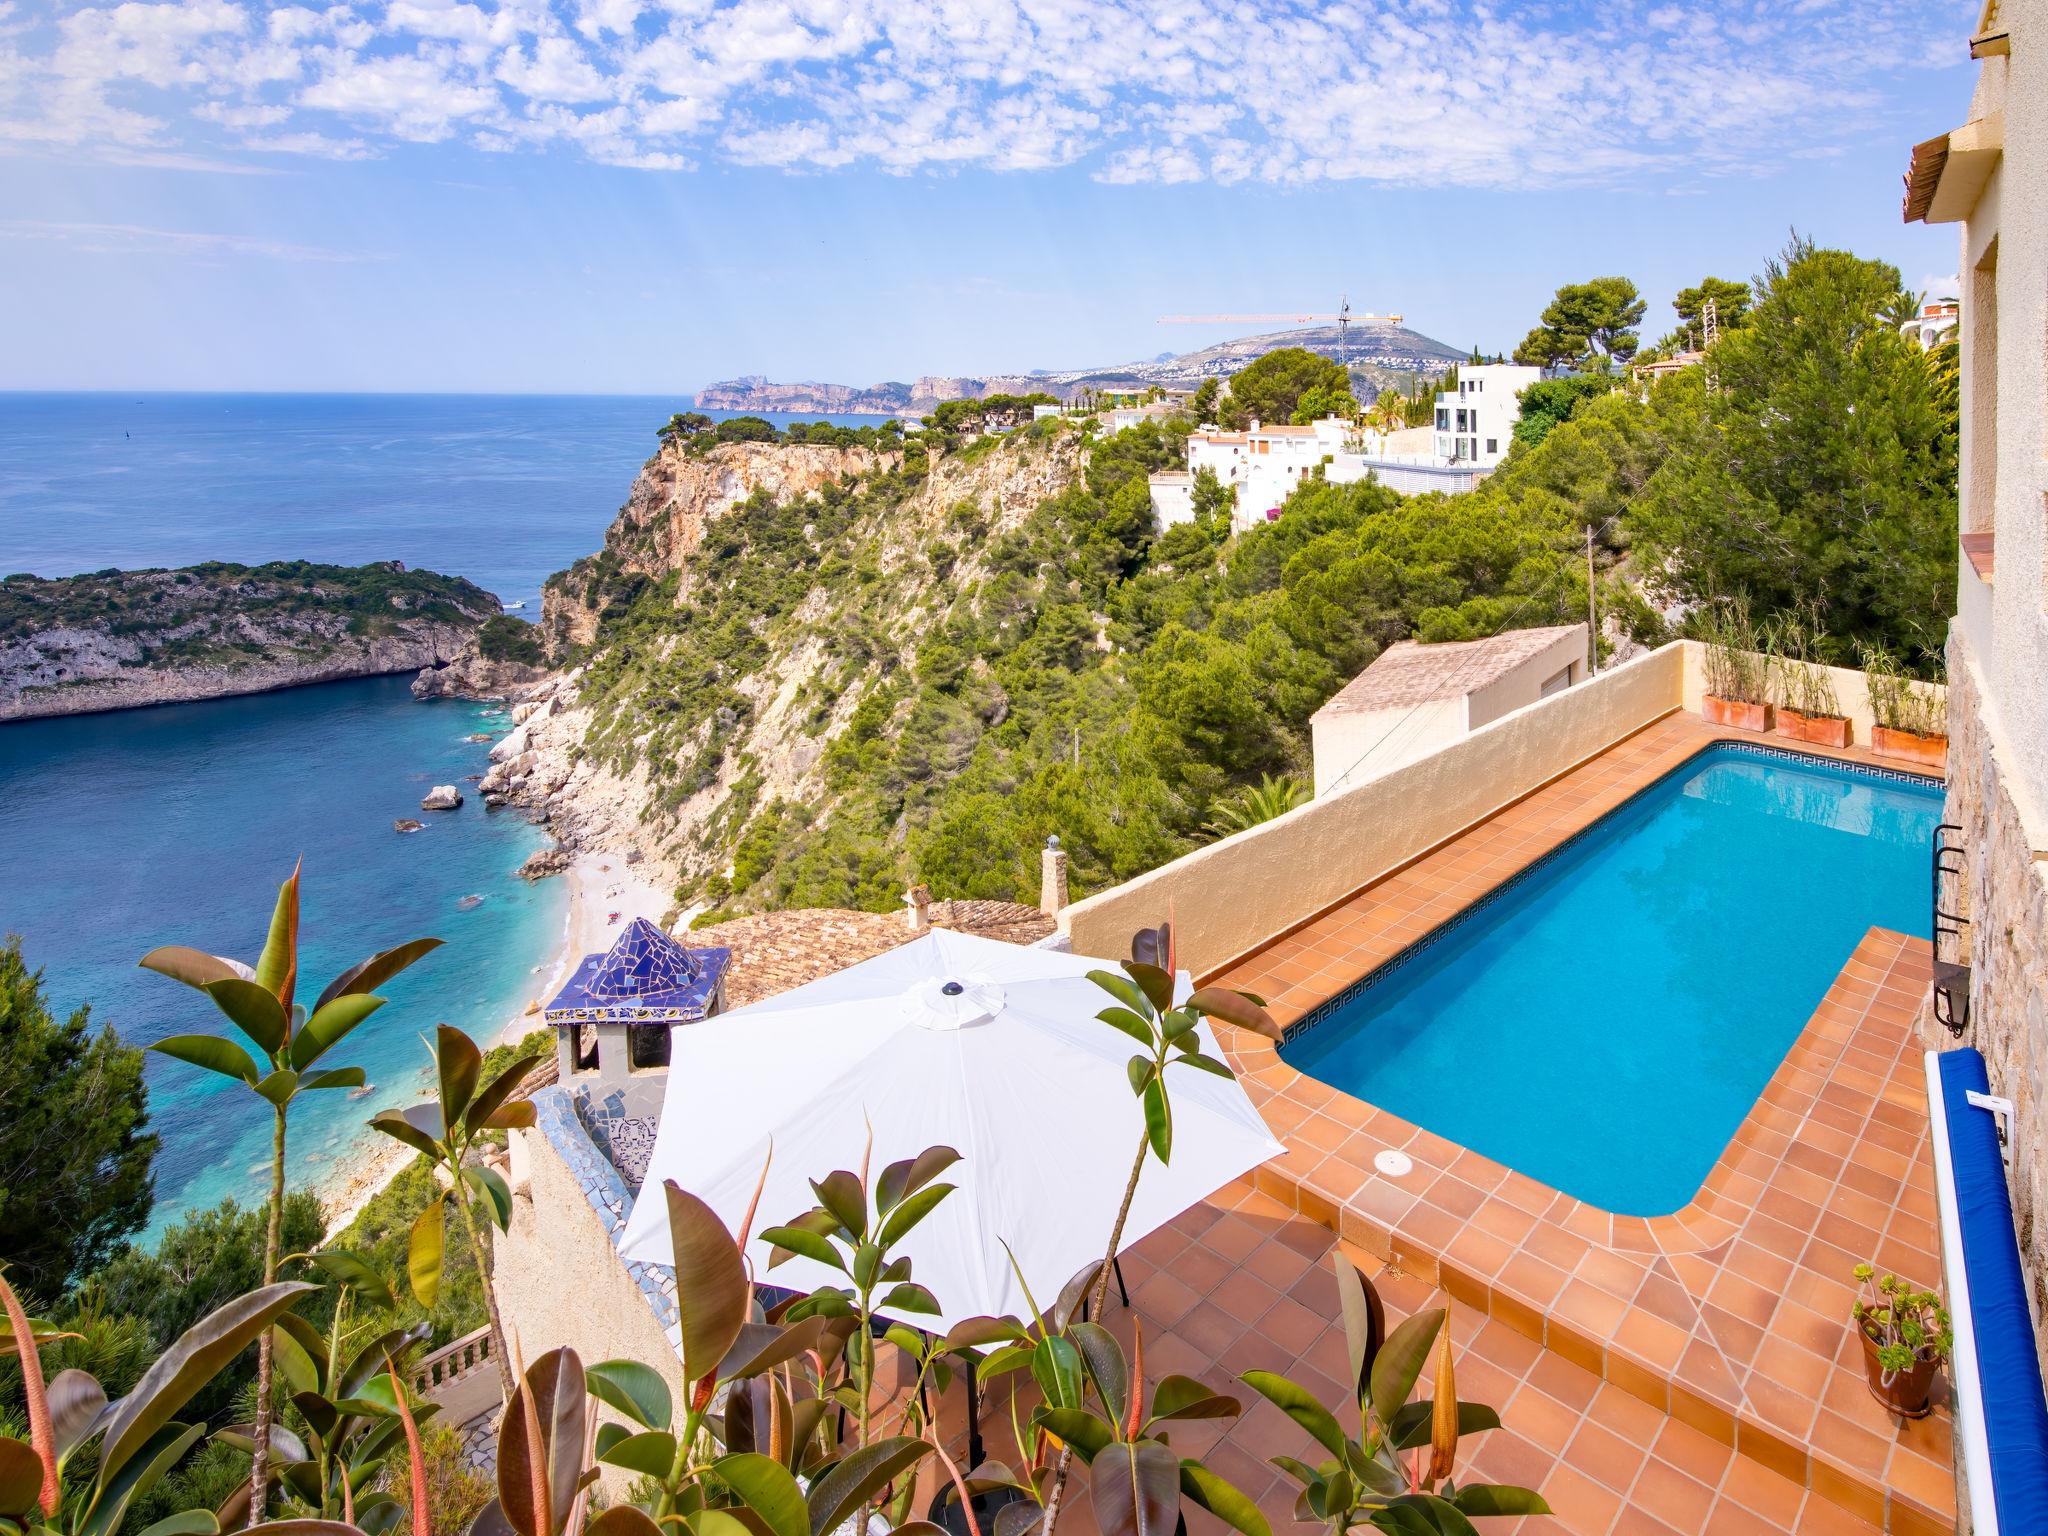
1698,598,1774,732
1770,615,1851,747
1862,644,1948,769
1852,1264,1951,1416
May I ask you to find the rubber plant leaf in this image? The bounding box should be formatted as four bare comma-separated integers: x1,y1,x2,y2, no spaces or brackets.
1368,1310,1444,1433
874,1183,953,1251
407,1197,446,1309
435,1024,483,1127
1122,960,1174,1013
463,1055,542,1136
809,1171,866,1240
48,1368,109,1464
241,1523,382,1536
314,937,444,1014
254,1070,300,1107
292,995,385,1070
1095,1008,1154,1049
1177,1462,1271,1536
1089,1439,1179,1536
98,1282,314,1484
1141,1077,1172,1163
718,1317,828,1383
0,1439,44,1520
1387,1401,1500,1453
711,1453,807,1536
1086,971,1151,1019
1334,1258,1385,1401
252,863,301,1012
584,1361,671,1432
137,947,245,993
299,1068,369,1094
874,1146,959,1216
199,978,288,1057
79,1420,205,1536
498,1349,585,1536
148,1034,261,1084
940,1317,1027,1351
1449,1485,1551,1517
1146,1375,1239,1424
1065,1323,1127,1420
465,1166,513,1230
1031,1407,1113,1464
268,1324,320,1398
132,1510,221,1536
583,1509,663,1536
594,1430,674,1478
663,1185,750,1388
802,1437,930,1536
1185,988,1281,1040
1240,1372,1344,1458
369,1108,444,1161
755,1226,845,1273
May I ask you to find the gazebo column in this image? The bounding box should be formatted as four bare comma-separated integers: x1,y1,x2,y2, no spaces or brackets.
594,1022,635,1087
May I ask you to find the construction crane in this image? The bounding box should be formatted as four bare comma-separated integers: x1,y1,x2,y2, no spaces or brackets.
1155,298,1403,366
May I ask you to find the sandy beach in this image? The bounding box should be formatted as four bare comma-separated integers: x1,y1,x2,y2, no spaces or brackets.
318,848,671,1233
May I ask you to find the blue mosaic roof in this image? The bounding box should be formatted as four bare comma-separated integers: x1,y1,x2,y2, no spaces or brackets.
545,917,731,1025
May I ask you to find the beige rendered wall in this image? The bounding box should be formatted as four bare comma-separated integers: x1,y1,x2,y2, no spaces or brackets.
1463,625,1588,731
1064,641,1686,977
1310,696,1466,797
500,1116,689,1499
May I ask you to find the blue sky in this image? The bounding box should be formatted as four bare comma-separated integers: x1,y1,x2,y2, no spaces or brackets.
0,0,1977,393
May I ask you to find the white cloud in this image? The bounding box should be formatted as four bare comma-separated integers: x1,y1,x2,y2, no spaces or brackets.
0,217,369,257
0,0,1964,182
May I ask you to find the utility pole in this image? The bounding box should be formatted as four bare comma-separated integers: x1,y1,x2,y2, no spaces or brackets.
1586,524,1599,675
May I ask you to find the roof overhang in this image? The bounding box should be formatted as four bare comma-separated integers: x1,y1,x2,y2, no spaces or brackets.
1971,0,2009,56
1903,112,2003,224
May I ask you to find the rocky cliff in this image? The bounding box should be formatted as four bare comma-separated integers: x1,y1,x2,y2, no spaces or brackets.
0,561,499,722
486,428,1089,898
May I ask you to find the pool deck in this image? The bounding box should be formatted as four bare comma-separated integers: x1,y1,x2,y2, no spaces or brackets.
1207,713,1954,1534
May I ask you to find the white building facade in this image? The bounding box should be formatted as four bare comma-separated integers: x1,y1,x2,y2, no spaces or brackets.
1432,363,1542,469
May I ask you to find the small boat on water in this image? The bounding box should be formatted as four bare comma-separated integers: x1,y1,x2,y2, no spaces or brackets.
502,600,526,611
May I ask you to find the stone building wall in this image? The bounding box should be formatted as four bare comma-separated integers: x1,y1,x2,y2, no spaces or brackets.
1943,634,2048,1374
499,1087,687,1497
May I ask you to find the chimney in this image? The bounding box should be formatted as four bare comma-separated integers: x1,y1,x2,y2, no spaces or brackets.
1040,835,1069,916
904,883,932,933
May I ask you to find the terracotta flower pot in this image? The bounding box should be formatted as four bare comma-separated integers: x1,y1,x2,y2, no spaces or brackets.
1872,724,1948,771
1703,694,1772,732
1776,710,1851,748
1859,1329,1939,1418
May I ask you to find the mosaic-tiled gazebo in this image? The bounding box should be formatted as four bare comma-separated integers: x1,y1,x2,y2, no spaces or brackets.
544,917,731,1089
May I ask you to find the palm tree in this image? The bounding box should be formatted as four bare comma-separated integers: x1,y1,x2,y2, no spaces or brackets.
1202,773,1309,839
140,864,439,1525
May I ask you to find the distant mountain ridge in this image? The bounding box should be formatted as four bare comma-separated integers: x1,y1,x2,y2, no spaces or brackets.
695,321,1468,417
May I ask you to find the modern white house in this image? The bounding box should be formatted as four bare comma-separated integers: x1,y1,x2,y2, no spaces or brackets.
1308,624,1587,796
1900,298,1960,349
1432,363,1542,469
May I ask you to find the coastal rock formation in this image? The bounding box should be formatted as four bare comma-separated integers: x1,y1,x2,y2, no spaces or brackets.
422,784,463,810
539,440,891,656
412,650,551,702
491,429,1087,894
1,561,498,723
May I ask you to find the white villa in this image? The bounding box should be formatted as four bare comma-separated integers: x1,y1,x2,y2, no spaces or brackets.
1431,362,1542,469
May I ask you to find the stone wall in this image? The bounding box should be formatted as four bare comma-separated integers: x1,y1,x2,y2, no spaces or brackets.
1943,632,2048,1373
499,1088,686,1496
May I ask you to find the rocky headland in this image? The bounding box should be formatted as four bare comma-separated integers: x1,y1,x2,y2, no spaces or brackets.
451,427,1089,899
0,560,500,722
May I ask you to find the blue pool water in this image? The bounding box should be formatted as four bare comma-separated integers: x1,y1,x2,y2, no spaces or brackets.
0,676,569,1233
1281,746,1943,1216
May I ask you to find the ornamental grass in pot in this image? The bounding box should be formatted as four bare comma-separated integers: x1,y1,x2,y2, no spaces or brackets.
1698,599,1773,732
1861,645,1948,770
1770,615,1851,748
1852,1264,1951,1418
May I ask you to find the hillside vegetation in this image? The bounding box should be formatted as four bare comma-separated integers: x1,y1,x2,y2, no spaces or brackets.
549,238,1956,916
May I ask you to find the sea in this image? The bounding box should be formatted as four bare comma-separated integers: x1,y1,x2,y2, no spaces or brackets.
0,392,891,1233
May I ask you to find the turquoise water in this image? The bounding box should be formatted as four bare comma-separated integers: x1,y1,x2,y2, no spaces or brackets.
0,677,569,1230
1281,747,1943,1216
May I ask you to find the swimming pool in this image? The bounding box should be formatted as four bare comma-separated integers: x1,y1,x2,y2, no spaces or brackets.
1280,744,1943,1216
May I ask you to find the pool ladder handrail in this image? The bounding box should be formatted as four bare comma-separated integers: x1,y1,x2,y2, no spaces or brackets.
1932,821,1971,1037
